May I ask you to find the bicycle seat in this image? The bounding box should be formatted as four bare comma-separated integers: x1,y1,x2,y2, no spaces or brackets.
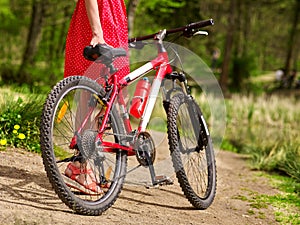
83,44,127,65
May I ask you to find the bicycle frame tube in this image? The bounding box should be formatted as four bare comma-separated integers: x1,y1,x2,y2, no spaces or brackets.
120,52,172,132
139,61,171,132
96,51,172,154
98,77,118,134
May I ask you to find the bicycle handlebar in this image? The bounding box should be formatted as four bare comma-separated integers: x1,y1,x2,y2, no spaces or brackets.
128,19,214,43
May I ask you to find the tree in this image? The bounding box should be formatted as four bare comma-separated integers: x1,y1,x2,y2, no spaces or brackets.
18,0,49,84
41,1,74,83
219,0,237,94
127,0,140,38
284,0,300,74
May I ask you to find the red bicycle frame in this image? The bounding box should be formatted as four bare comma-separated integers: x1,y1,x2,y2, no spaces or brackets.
94,32,172,156
72,18,215,156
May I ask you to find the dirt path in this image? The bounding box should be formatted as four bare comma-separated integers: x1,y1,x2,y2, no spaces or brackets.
0,147,279,225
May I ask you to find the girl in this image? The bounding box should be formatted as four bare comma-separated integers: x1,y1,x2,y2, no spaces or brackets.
64,0,128,194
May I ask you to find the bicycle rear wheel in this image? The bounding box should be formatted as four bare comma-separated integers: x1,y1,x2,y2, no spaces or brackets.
167,93,216,209
40,76,127,215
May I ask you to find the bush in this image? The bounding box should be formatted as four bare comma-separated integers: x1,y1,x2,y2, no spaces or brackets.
0,63,19,85
230,52,258,91
0,92,44,152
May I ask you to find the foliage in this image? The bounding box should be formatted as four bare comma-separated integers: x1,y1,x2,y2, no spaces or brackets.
0,63,17,85
230,52,258,91
0,0,21,34
0,0,299,91
0,0,73,88
222,93,300,185
245,137,300,183
0,0,31,63
0,90,44,152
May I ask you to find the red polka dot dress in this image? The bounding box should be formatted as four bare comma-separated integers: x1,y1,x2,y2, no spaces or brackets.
64,0,129,81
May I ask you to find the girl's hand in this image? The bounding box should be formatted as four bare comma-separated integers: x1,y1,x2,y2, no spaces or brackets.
90,33,105,47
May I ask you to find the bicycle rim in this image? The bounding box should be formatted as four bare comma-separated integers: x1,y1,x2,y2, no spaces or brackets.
40,76,127,215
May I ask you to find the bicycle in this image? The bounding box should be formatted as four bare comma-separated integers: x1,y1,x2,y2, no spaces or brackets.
40,19,216,216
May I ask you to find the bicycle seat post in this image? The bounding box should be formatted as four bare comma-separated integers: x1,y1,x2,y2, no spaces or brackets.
108,64,118,74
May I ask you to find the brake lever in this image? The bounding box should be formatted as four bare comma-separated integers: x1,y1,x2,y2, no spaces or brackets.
129,41,146,49
193,31,209,36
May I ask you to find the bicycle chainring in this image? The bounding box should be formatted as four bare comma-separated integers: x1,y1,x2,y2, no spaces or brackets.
134,132,156,167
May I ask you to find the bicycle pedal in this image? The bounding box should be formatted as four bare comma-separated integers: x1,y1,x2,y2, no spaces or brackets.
153,175,174,186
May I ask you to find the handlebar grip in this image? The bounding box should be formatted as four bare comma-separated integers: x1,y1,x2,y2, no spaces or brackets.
182,19,214,37
186,19,214,30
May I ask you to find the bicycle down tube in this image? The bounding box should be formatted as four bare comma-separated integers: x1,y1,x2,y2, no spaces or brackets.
120,53,172,132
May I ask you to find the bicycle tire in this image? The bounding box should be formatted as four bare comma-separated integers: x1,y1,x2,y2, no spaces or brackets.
40,76,127,215
167,93,216,209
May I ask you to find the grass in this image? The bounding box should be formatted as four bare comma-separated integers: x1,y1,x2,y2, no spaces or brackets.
222,93,300,184
232,173,300,224
262,173,300,224
221,91,299,224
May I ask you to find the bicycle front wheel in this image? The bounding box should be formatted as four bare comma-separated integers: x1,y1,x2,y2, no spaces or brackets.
40,76,127,215
167,93,216,209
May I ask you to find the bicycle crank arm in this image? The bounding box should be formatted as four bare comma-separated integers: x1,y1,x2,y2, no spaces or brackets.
143,148,174,187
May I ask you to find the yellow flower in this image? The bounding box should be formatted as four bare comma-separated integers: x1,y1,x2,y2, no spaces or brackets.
18,133,26,140
14,125,20,130
0,139,7,145
13,130,18,134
